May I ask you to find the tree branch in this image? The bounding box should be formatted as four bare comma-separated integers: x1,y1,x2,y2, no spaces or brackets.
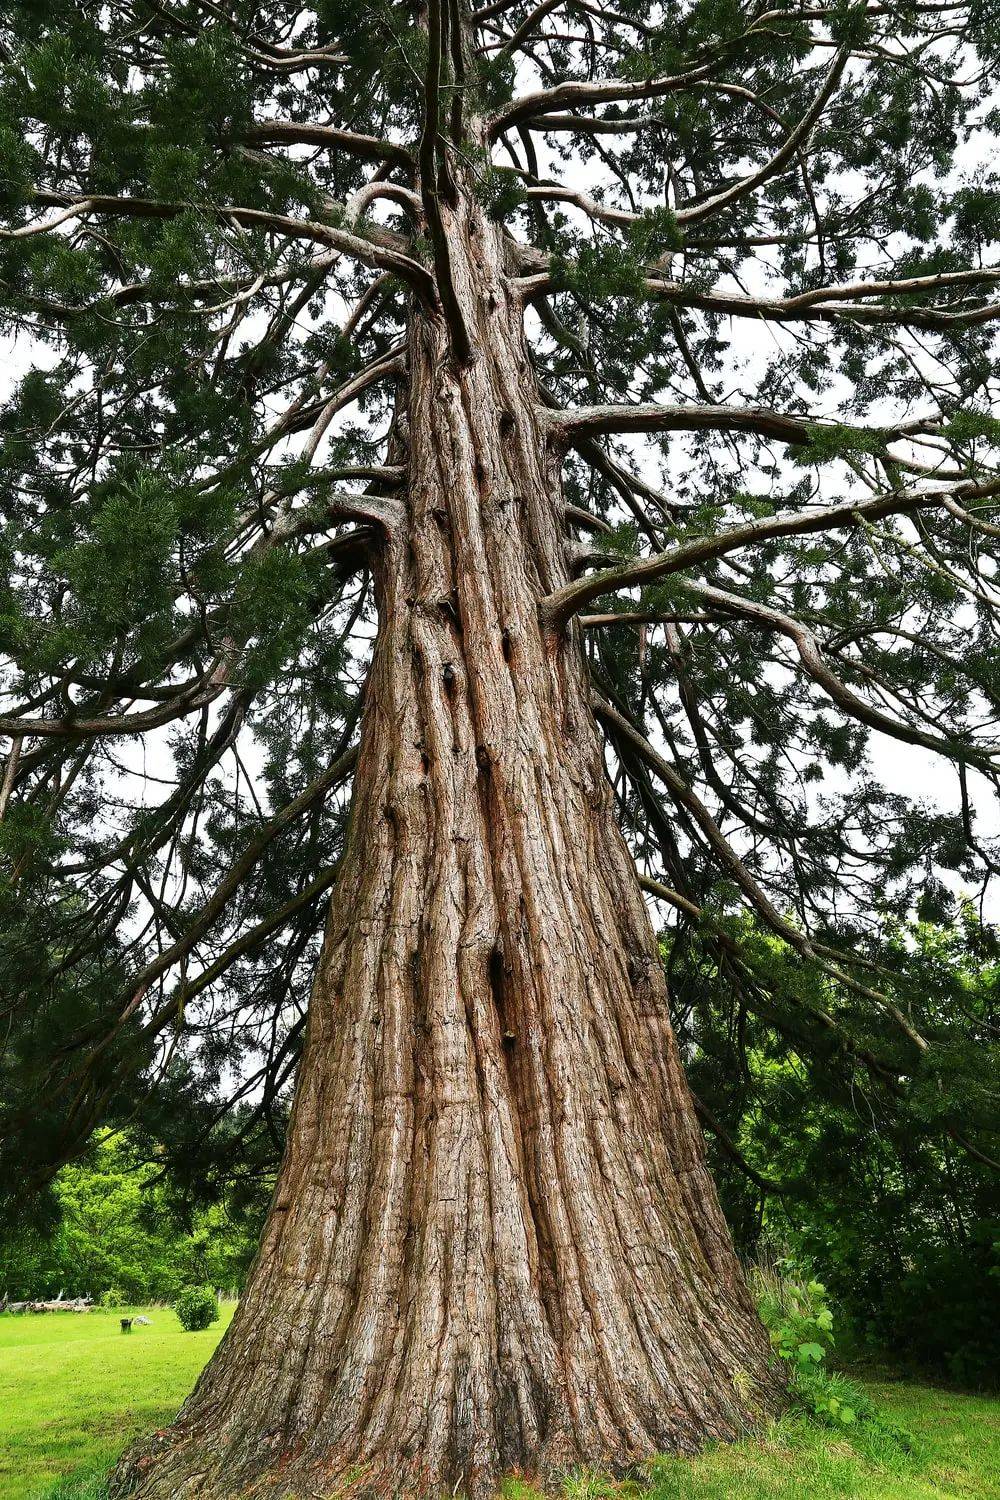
597,697,929,1051
641,271,1000,331
680,581,1000,769
238,123,412,169
675,48,849,227
541,475,1000,630
15,191,437,305
488,60,716,135
546,400,816,446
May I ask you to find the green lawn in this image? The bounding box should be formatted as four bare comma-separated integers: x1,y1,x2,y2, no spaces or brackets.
0,1304,233,1499
0,1308,997,1499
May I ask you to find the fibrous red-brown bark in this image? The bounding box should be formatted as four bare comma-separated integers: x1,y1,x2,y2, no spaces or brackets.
113,191,781,1500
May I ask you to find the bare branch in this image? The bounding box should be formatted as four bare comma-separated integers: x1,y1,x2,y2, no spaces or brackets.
0,677,230,742
59,743,360,1134
522,182,637,228
239,122,413,169
0,198,96,239
513,113,650,134
488,60,715,136
641,271,1000,331
498,0,566,55
545,400,817,445
0,737,22,820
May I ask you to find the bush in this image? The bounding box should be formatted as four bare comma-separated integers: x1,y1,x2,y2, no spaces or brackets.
677,911,1000,1388
751,1259,901,1437
174,1285,219,1332
98,1287,126,1309
877,1221,1000,1387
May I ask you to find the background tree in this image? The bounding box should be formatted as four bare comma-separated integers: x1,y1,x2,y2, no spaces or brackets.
0,1129,261,1304
1,0,999,1495
673,907,1000,1387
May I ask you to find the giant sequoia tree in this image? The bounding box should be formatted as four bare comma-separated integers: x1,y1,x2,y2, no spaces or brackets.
2,0,1000,1494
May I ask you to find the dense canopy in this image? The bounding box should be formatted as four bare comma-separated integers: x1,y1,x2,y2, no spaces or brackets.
1,0,998,1220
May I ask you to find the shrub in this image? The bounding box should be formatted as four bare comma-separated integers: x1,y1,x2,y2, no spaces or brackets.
98,1287,126,1309
876,1221,1000,1387
174,1285,219,1332
751,1259,896,1435
678,912,1000,1389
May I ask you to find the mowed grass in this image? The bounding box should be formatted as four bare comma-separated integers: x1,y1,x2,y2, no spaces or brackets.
0,1308,997,1499
0,1303,233,1499
503,1382,1000,1500
499,1382,1000,1500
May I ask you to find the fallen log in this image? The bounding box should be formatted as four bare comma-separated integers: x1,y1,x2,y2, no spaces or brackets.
3,1296,92,1313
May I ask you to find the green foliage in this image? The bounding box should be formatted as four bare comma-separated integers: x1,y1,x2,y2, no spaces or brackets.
0,120,36,209
669,911,1000,1387
626,206,684,260
943,409,1000,448
950,180,1000,247
55,465,179,648
752,1262,870,1429
173,1285,219,1333
828,0,877,47
471,53,516,114
0,1131,261,1304
867,1220,1000,1388
550,237,648,301
603,522,640,558
231,546,318,688
791,422,889,466
476,166,528,224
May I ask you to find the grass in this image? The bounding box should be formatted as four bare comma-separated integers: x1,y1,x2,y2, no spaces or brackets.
0,1307,996,1499
503,1383,1000,1500
0,1303,233,1500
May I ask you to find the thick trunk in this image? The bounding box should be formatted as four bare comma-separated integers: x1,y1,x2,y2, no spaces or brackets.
113,193,781,1500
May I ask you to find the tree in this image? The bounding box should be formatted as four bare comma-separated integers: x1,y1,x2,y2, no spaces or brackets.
671,908,1000,1385
1,0,998,1494
0,1129,260,1303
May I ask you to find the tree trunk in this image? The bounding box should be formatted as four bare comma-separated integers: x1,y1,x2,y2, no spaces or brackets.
113,189,781,1500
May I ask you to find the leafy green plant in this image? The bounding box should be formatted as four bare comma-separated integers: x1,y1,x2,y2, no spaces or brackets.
173,1285,219,1333
680,910,1000,1387
752,1260,874,1430
97,1287,126,1309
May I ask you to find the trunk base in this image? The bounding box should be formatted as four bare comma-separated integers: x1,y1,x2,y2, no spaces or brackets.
112,1378,784,1500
